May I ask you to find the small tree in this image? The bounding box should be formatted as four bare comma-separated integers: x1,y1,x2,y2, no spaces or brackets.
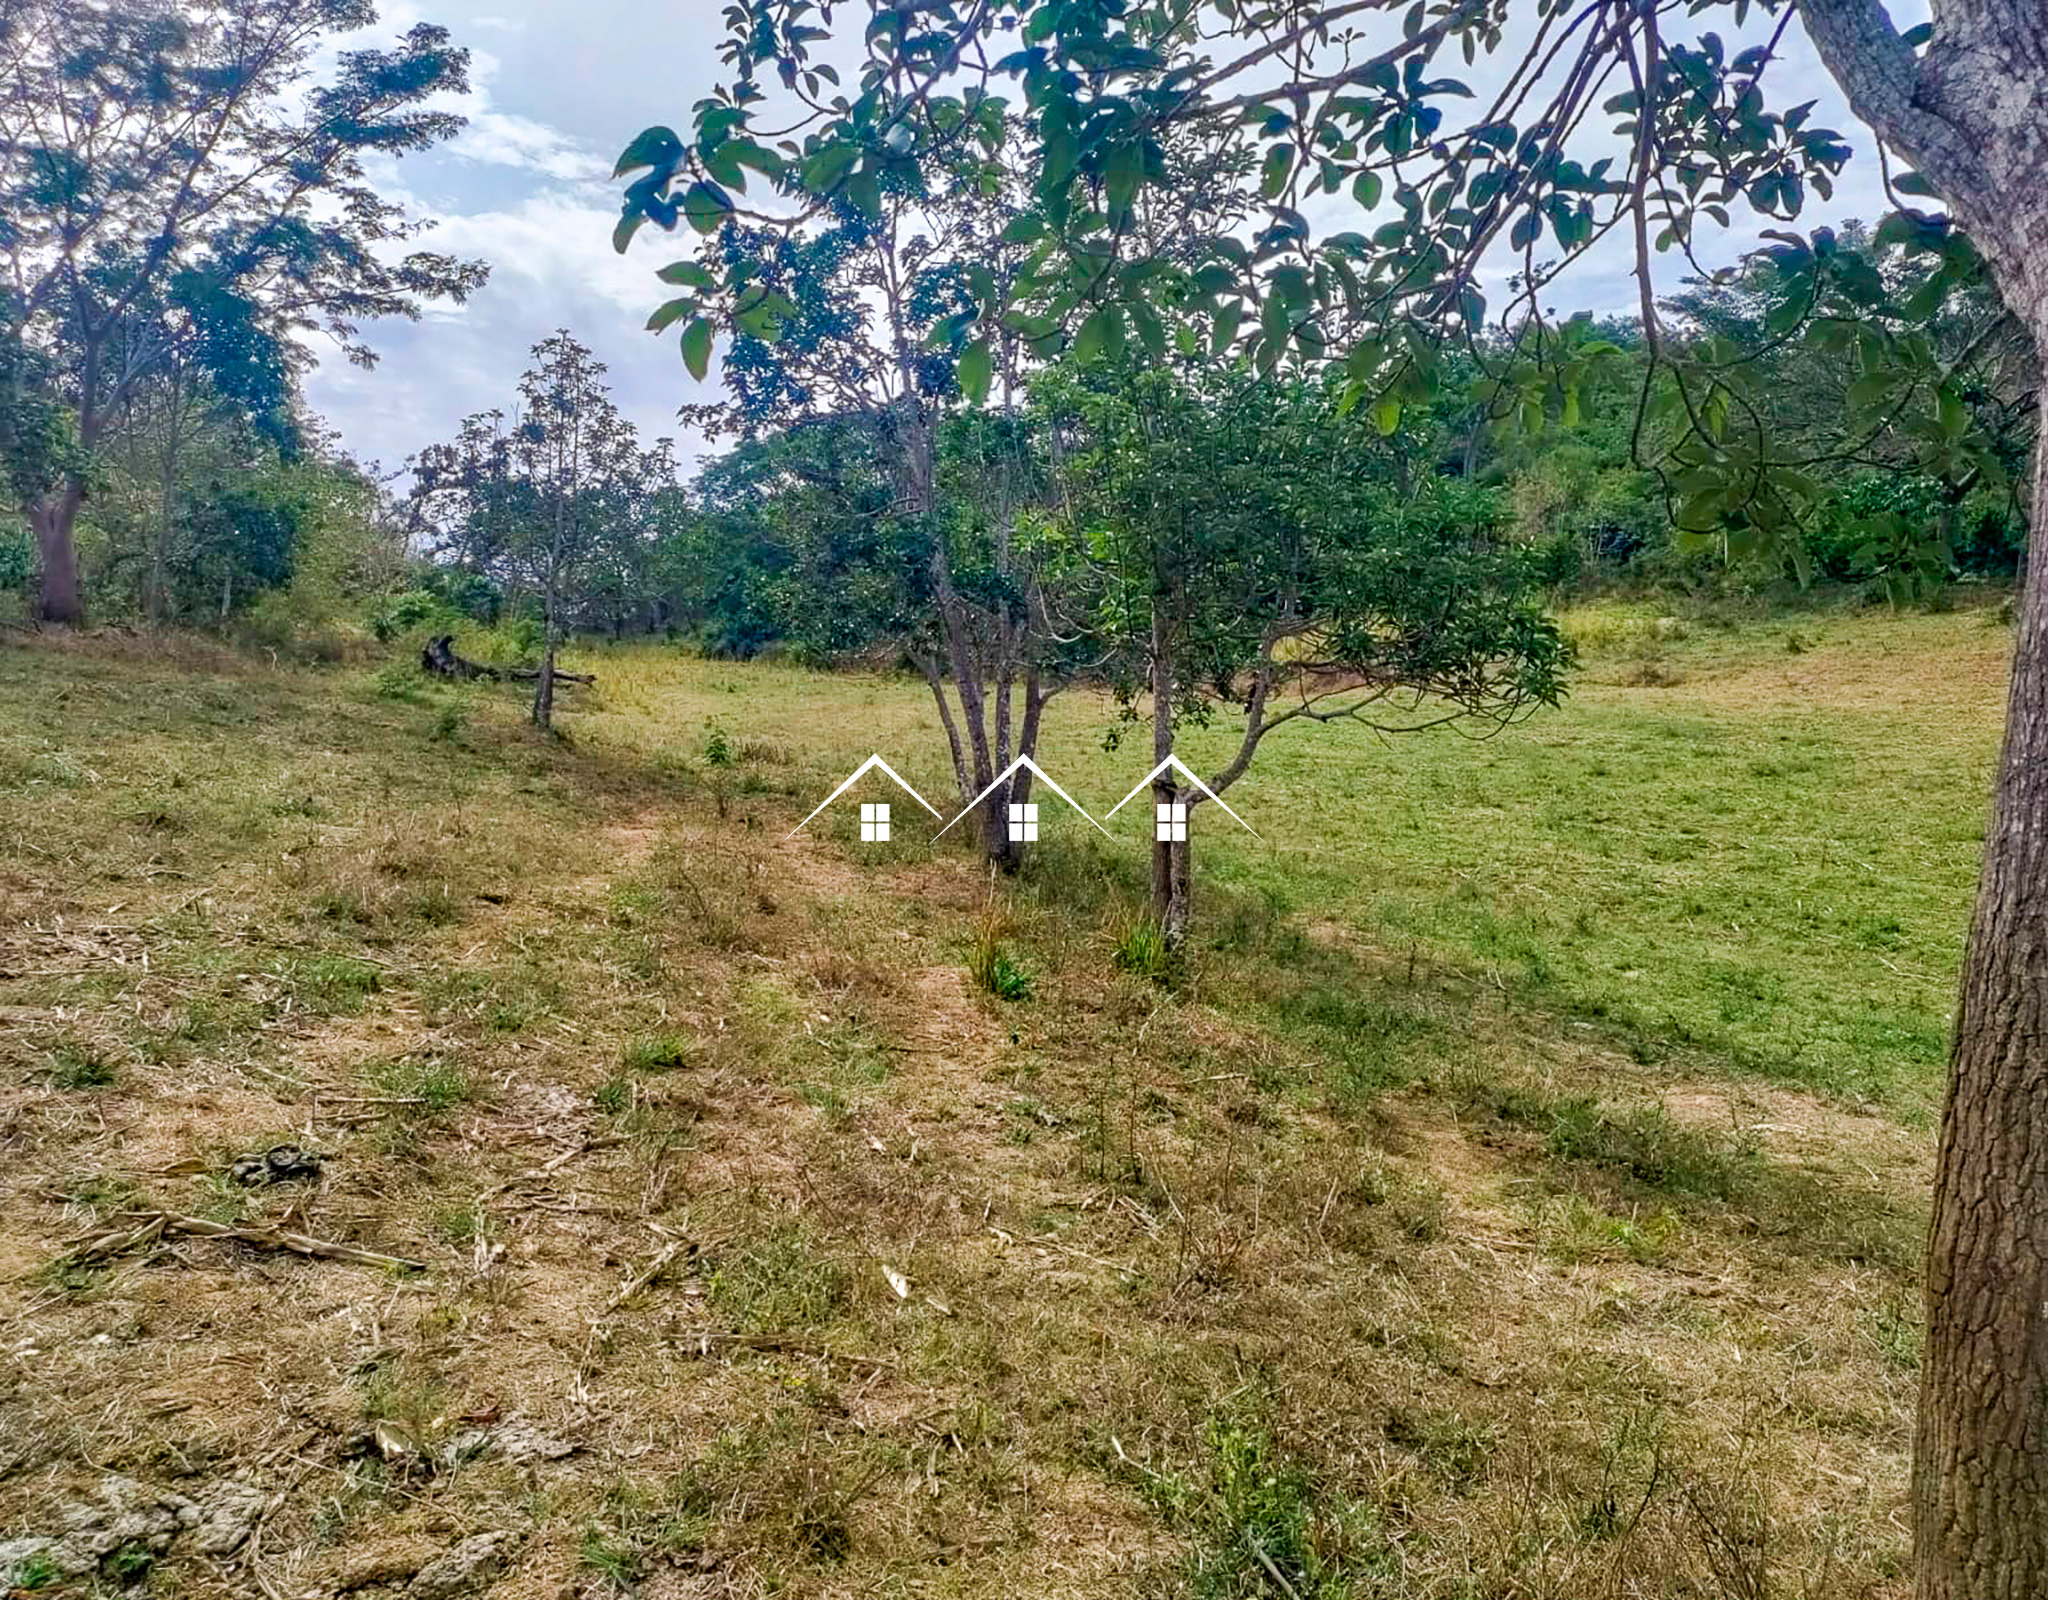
632,134,1068,865
614,110,1248,866
410,333,664,728
512,333,630,729
1053,364,1569,941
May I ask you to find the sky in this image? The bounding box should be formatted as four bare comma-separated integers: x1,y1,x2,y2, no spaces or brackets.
302,1,1919,484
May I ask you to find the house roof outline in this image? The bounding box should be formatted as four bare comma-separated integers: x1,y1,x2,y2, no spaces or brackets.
1105,755,1261,840
785,755,944,840
931,755,1113,839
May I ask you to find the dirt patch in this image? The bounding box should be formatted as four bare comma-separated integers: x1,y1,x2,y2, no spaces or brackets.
1661,1080,1931,1181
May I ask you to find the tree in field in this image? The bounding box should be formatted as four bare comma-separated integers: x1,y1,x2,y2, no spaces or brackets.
629,127,1070,866
608,4,2048,1591
410,333,665,728
83,262,309,621
1049,362,1568,942
513,333,630,729
585,437,687,639
408,410,525,594
685,410,918,660
0,0,488,623
617,107,1249,867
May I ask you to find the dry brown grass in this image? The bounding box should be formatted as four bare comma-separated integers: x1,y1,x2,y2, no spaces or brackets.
0,629,1934,1599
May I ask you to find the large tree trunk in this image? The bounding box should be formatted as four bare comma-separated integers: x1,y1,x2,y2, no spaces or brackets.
1789,8,2048,1592
31,483,83,625
1911,371,2048,1600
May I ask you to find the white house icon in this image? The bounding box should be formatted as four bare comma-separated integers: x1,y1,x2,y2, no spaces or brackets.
785,755,944,842
1105,755,1261,841
932,755,1112,840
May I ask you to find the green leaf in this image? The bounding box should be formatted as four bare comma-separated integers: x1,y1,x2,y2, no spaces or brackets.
1041,128,1080,193
1210,301,1244,356
1350,169,1383,210
801,143,860,194
1261,287,1291,345
725,139,785,182
1073,308,1110,364
1260,145,1293,200
735,289,797,340
957,338,993,405
682,181,733,234
847,166,883,219
1000,215,1046,244
612,211,648,254
646,297,694,333
1372,395,1402,436
1129,299,1167,360
1103,142,1144,218
1272,265,1310,308
680,317,713,381
613,126,682,180
656,261,717,289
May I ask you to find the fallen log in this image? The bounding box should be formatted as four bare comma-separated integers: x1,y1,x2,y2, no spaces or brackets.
420,634,499,680
420,635,595,686
507,664,596,685
60,1209,423,1272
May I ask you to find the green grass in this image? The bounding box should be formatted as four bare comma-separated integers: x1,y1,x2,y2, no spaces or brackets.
0,605,1991,1600
368,1055,473,1112
621,1031,694,1071
705,1227,848,1334
561,597,2000,1114
968,912,1035,1000
1134,1416,1392,1599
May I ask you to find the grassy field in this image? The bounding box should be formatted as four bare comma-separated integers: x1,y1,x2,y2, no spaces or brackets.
0,596,2007,1599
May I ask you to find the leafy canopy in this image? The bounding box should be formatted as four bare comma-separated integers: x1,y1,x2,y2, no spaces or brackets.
610,1,2019,565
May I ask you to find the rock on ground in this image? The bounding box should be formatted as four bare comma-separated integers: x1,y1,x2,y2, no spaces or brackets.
406,1531,514,1598
0,1473,277,1581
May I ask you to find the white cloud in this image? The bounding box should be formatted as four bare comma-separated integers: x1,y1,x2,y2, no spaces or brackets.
422,189,654,316
447,110,607,183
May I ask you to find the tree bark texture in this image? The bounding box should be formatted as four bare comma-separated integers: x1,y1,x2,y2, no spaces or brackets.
1909,368,2048,1600
1792,4,2048,1593
31,485,83,624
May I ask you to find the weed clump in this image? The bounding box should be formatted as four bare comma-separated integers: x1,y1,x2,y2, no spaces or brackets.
622,1031,694,1072
47,1044,118,1090
1135,1418,1388,1599
369,1056,472,1113
706,1228,847,1334
1110,916,1176,982
968,910,1033,1000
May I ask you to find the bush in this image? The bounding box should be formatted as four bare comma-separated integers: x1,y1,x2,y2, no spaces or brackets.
0,522,31,591
369,588,460,643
